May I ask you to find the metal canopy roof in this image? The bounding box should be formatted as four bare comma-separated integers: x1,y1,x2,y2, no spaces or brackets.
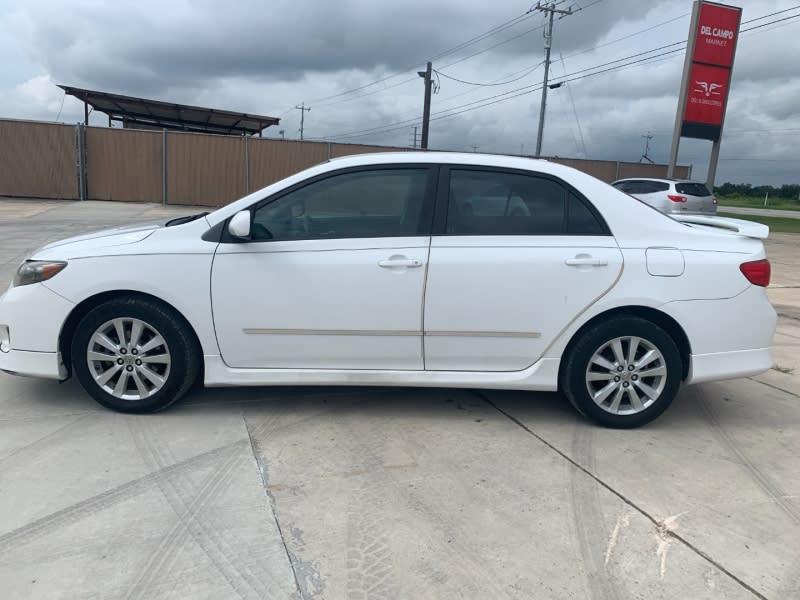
59,85,280,136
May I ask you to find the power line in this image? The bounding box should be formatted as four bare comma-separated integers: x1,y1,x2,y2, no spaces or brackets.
434,61,544,86
740,12,800,32
560,12,691,62
320,9,798,142
741,4,800,24
324,47,684,141
302,11,537,106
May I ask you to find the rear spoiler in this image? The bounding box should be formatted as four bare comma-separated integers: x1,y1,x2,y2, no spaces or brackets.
672,214,769,239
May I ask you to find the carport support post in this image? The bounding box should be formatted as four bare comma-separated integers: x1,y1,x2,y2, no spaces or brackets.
243,135,250,194
76,124,87,201
162,129,168,206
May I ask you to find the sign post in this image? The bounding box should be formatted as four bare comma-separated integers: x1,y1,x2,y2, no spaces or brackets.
667,1,742,189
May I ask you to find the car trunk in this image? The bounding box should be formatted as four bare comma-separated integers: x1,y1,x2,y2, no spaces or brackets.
675,182,716,214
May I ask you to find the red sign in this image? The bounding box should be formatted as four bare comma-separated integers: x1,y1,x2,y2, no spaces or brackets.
692,2,741,67
678,1,741,140
684,63,731,126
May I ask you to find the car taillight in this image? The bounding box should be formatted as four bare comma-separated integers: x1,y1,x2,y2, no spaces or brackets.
740,259,771,287
712,196,718,205
667,194,687,203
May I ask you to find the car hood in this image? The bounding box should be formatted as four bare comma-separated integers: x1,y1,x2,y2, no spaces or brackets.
30,220,170,260
40,220,169,250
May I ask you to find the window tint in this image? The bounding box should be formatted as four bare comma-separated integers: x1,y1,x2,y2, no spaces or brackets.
616,180,669,194
251,169,428,241
447,170,565,235
612,181,632,193
568,193,607,235
675,182,711,197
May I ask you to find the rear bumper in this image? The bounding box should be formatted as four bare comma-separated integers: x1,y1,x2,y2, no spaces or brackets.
688,347,773,384
0,349,65,380
660,285,777,384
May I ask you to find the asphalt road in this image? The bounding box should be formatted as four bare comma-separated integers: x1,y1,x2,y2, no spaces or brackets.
0,200,798,599
720,206,800,219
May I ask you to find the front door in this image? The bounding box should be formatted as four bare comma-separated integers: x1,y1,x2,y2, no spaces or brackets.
211,166,435,369
424,167,624,371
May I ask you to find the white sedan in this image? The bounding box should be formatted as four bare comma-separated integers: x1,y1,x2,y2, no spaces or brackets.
0,152,776,427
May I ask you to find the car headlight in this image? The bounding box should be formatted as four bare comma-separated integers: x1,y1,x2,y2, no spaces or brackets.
13,261,67,287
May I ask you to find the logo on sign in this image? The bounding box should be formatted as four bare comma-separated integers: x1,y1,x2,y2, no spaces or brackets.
694,81,724,97
700,25,734,39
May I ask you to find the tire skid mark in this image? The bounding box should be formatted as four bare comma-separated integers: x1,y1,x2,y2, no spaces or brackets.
697,397,800,525
0,413,91,466
0,442,244,554
124,421,266,600
697,396,800,598
346,390,510,599
345,428,399,600
478,391,770,600
124,445,243,600
570,425,626,600
154,422,282,600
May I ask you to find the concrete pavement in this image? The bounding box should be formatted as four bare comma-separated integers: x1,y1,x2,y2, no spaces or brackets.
0,199,798,599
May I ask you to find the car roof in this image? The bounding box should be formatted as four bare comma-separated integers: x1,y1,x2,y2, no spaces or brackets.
611,177,705,184
327,151,553,170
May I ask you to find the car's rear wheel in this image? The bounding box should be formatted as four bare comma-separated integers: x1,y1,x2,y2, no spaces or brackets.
71,298,200,413
562,316,682,428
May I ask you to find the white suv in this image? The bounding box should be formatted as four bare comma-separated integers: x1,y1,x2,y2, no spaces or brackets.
611,178,718,215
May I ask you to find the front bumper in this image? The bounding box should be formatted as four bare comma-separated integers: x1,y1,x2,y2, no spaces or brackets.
0,349,65,379
0,282,74,380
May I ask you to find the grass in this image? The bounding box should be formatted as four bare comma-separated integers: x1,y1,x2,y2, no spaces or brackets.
718,212,800,234
716,195,800,211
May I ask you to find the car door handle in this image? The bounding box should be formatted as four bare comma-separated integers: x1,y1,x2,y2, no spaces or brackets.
565,256,608,267
378,257,422,268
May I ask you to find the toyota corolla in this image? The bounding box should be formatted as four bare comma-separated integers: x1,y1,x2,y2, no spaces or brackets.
0,152,776,427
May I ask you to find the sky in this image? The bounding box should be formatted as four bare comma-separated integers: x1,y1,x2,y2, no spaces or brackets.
0,0,798,186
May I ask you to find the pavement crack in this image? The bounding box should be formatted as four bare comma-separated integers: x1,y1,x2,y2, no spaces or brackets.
748,376,800,399
475,391,769,600
242,409,305,600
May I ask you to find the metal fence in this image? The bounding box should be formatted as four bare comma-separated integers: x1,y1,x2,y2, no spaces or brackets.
0,118,691,206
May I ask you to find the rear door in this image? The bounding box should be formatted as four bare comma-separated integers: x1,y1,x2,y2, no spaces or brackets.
423,167,624,372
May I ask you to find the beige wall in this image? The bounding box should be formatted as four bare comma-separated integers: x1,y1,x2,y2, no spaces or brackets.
248,139,329,191
0,119,78,199
86,127,163,202
0,119,691,205
167,132,247,207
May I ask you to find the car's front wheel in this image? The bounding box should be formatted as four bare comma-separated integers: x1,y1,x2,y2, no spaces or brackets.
562,316,683,428
71,298,200,413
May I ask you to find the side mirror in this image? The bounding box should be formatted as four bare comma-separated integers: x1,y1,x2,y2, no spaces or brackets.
228,210,251,239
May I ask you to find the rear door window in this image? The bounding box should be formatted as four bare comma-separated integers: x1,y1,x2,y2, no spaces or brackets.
675,182,711,197
446,169,609,236
632,180,670,194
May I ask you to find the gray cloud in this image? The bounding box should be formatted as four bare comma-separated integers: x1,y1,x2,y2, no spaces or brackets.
1,0,798,185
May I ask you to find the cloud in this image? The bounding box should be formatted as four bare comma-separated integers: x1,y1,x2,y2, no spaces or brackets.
0,0,798,185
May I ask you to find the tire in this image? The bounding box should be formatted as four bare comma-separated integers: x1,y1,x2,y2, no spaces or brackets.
71,297,200,413
561,316,682,428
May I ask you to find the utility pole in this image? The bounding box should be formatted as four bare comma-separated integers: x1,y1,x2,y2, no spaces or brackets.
411,126,419,148
534,2,573,157
640,131,655,164
418,61,433,149
471,144,479,153
295,102,311,140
